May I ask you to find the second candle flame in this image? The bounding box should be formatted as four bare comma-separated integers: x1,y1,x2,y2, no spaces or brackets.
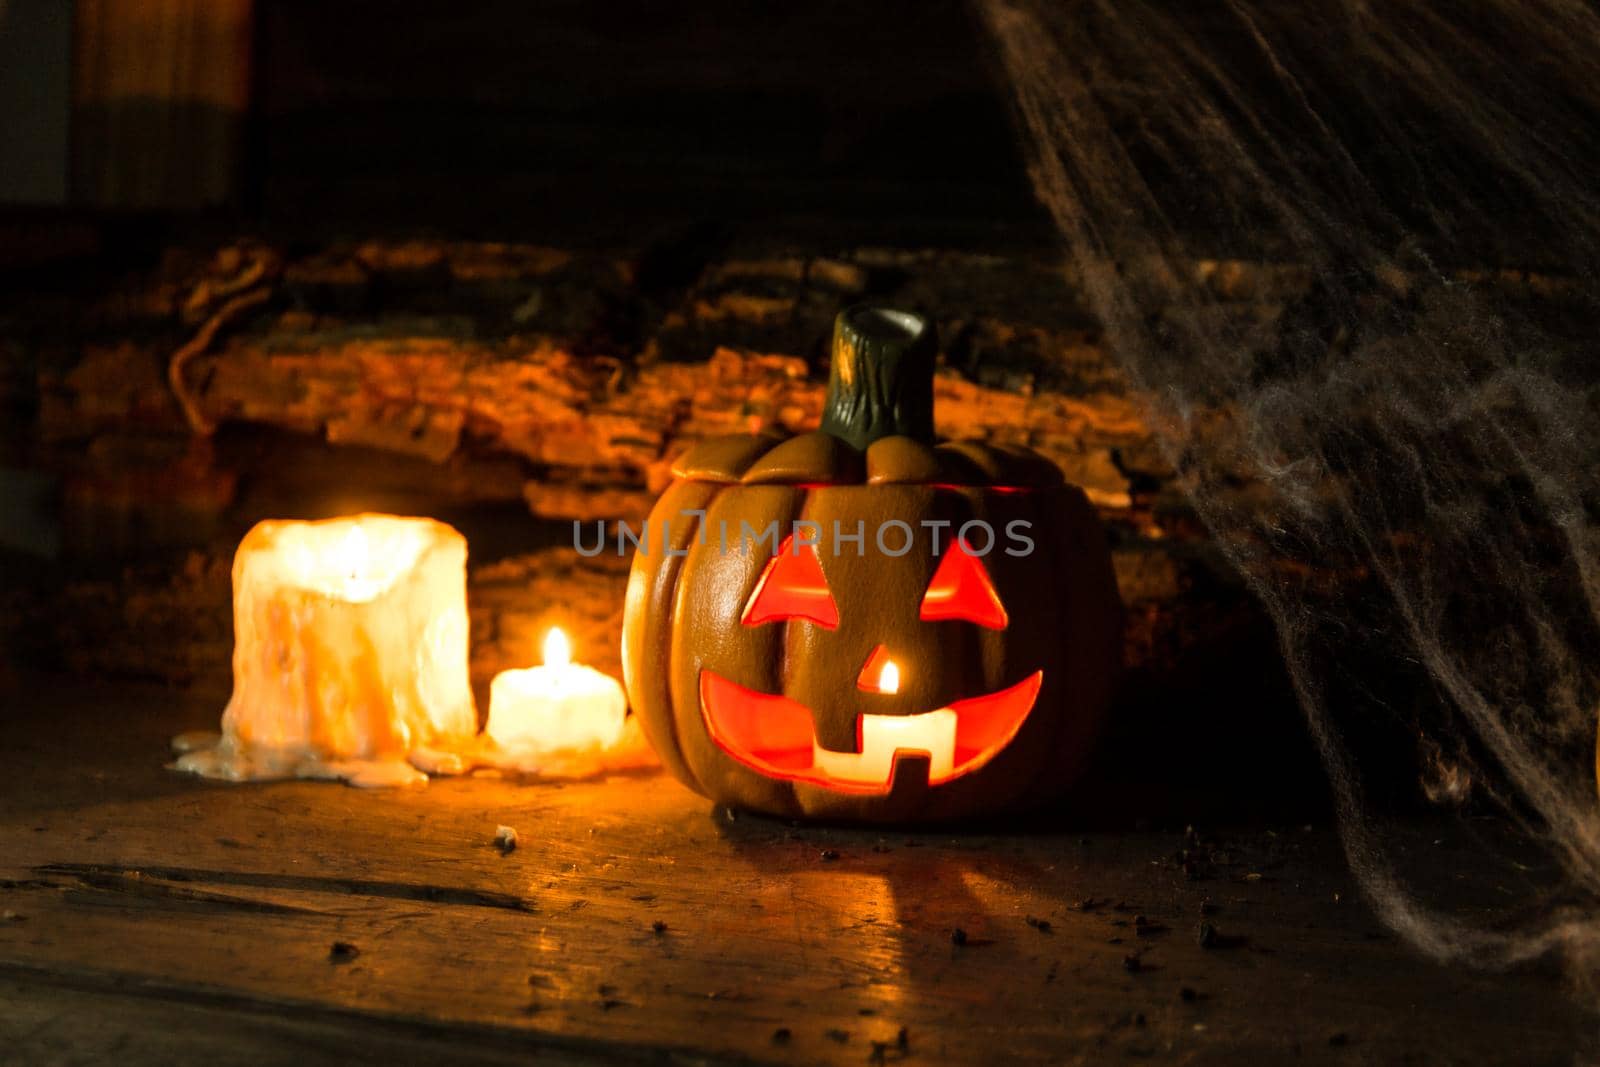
878,659,900,695
543,627,572,668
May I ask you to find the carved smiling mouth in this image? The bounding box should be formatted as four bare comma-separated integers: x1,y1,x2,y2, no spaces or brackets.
698,670,1043,794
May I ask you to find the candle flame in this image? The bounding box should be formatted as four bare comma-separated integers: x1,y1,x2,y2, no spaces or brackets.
543,627,572,668
878,659,900,695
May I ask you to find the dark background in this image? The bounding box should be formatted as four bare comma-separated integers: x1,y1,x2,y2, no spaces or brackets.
1,1,1050,251
253,1,1047,247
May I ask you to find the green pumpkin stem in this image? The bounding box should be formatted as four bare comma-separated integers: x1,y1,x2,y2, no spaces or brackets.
820,305,938,451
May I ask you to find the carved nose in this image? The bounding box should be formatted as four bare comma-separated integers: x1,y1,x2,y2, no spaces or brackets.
857,645,899,693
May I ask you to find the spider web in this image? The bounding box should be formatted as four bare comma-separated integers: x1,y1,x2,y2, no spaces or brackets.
979,0,1600,973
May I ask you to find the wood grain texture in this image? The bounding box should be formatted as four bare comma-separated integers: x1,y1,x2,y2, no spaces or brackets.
0,675,1588,1065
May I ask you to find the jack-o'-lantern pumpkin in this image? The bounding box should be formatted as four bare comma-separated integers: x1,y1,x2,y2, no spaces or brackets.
621,306,1121,822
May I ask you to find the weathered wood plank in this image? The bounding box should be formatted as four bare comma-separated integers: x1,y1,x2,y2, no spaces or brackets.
0,676,1589,1064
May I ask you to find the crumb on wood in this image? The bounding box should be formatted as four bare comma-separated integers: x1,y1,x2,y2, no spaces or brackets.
328,941,360,964
1,910,23,922
1025,915,1053,933
772,1027,791,1044
652,919,668,934
951,927,968,946
493,824,518,854
825,1028,850,1044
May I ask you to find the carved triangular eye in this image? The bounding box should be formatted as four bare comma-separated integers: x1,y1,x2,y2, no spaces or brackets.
919,540,1008,630
742,535,840,629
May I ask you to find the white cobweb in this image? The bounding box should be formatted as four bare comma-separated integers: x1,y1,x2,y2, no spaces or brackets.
978,0,1600,971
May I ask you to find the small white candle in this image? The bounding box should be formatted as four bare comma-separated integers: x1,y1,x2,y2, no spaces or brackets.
812,658,957,785
486,628,627,755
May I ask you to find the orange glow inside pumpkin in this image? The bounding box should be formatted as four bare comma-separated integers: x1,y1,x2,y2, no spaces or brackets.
919,539,1009,629
701,539,1043,794
699,669,1043,793
741,534,840,629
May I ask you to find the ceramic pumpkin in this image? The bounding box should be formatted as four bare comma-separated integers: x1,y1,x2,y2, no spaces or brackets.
621,306,1121,822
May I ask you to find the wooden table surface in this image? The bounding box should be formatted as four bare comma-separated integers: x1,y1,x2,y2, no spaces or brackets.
0,675,1589,1065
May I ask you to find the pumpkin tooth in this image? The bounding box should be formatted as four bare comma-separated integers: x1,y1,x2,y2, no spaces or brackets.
812,709,957,785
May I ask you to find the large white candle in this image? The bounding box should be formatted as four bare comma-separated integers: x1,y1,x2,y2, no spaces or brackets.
486,628,627,757
174,514,476,786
